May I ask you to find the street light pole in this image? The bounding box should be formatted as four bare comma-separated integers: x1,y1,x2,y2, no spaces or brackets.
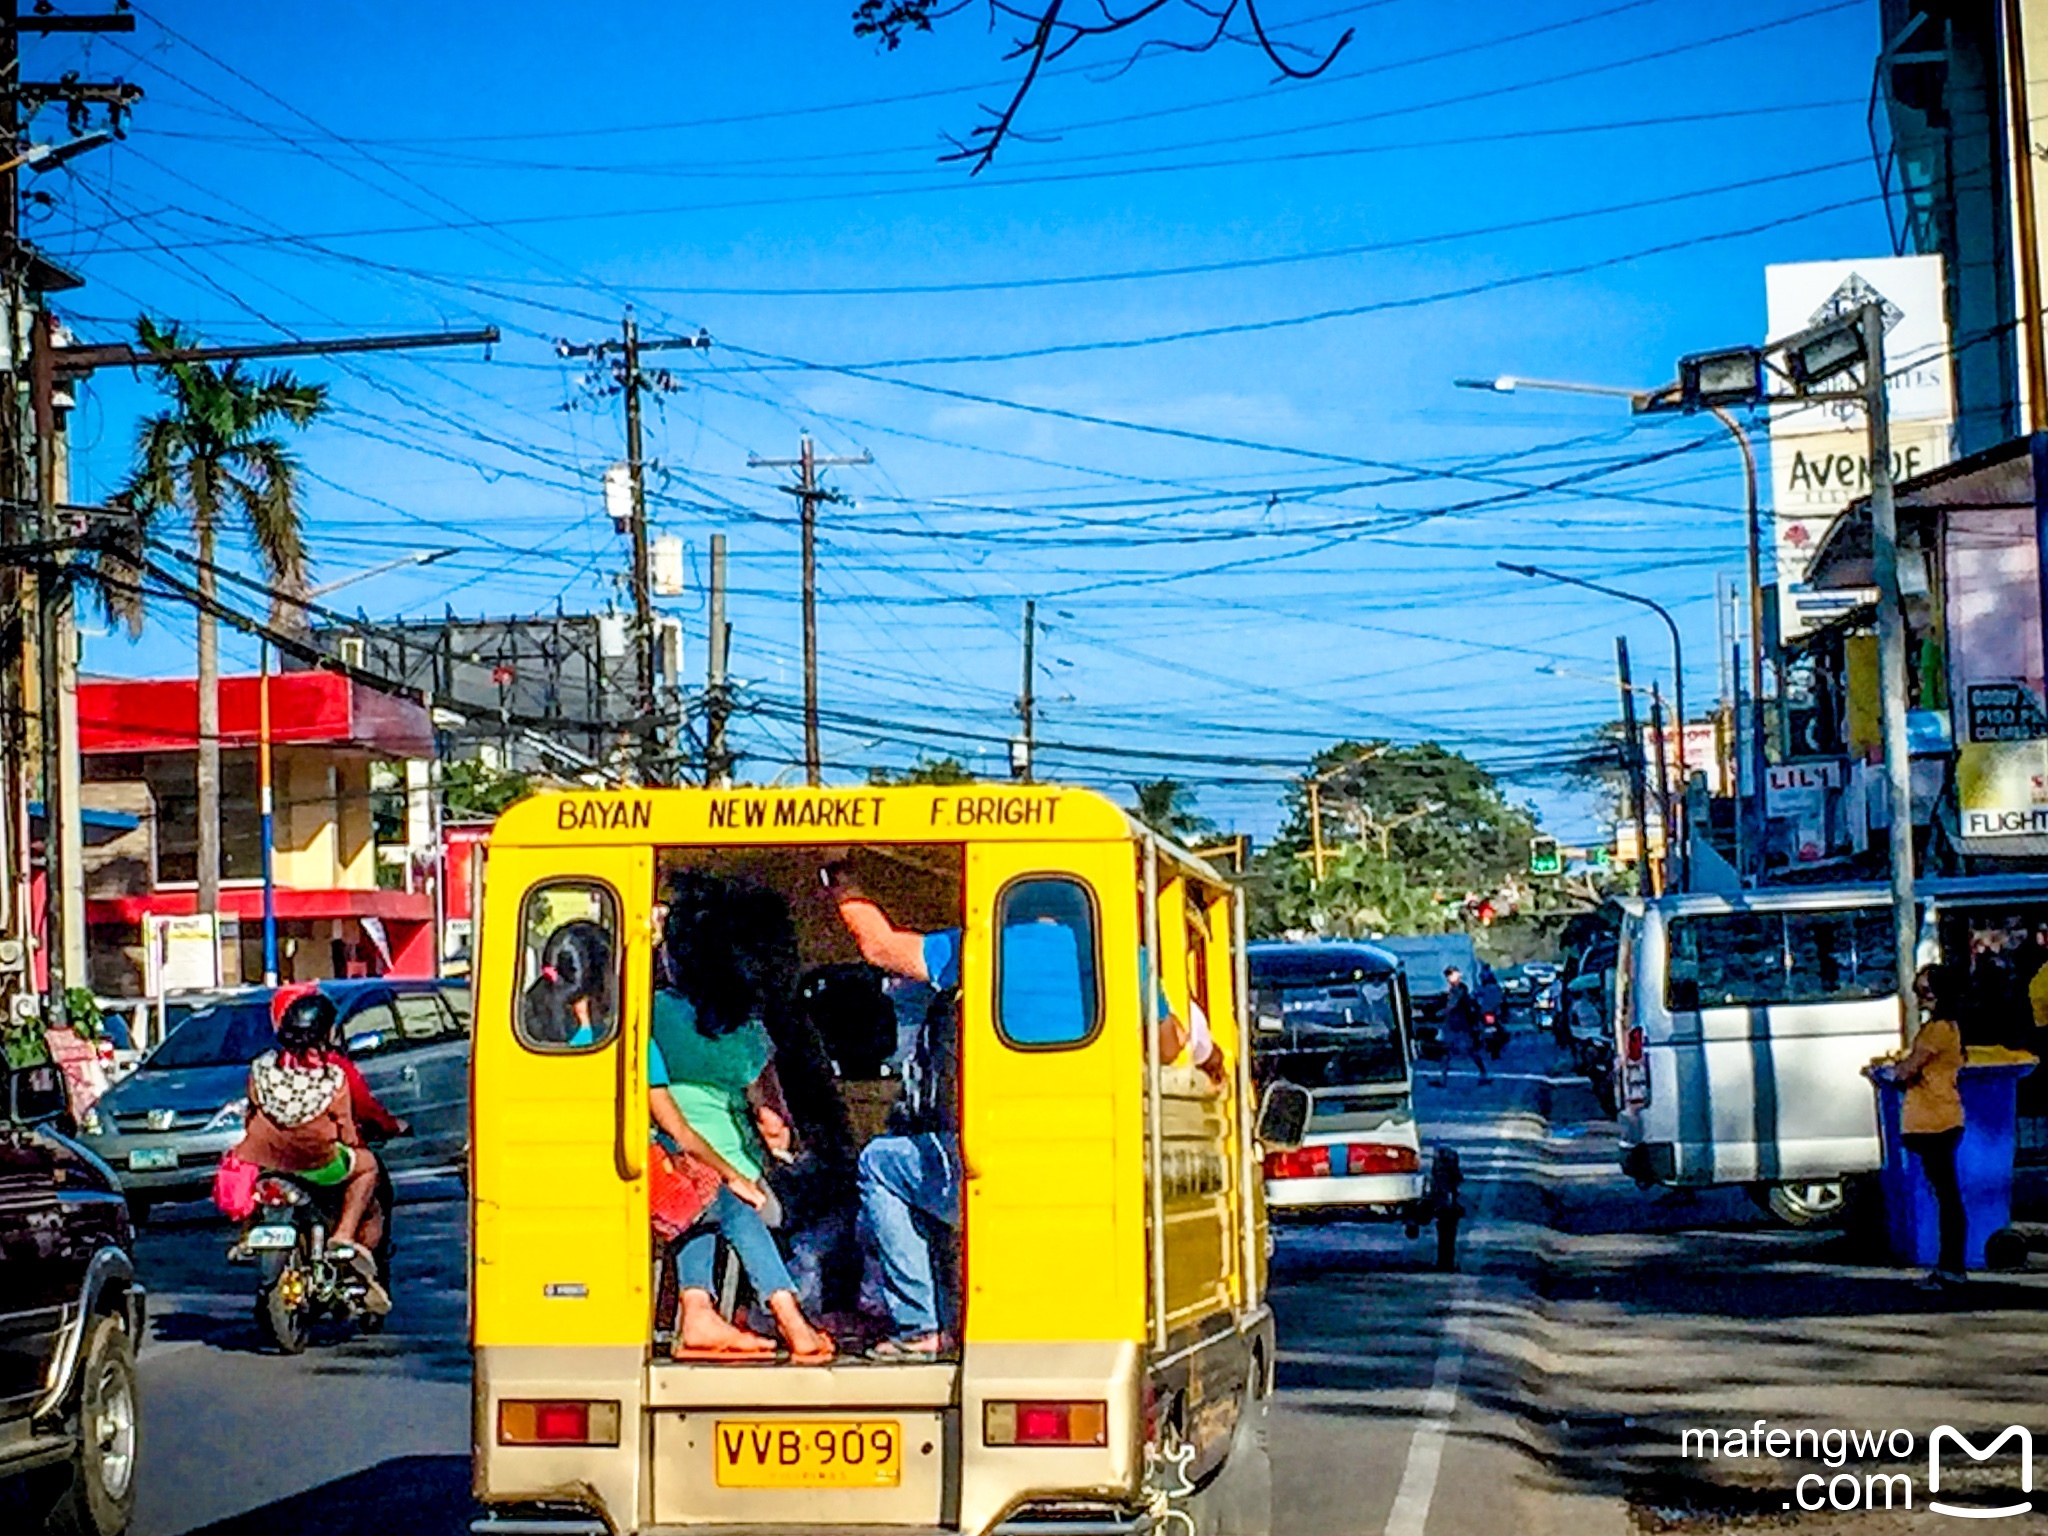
1499,561,1686,886
1456,374,1765,871
1861,302,1918,1040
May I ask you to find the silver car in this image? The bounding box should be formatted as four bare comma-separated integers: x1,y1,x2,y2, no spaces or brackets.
80,979,471,1221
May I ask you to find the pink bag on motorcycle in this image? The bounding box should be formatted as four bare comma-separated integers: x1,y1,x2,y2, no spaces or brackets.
212,1152,260,1220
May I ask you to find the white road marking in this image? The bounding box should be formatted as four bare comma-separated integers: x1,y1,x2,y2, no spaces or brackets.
1380,1100,1526,1536
1380,1272,1477,1536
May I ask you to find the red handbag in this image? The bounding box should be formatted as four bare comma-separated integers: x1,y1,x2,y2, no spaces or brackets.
213,1152,261,1221
648,1142,723,1239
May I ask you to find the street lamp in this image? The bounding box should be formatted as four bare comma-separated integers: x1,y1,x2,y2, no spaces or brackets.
0,130,116,178
1458,371,1768,882
1639,307,1917,1038
258,548,456,984
1496,562,1685,778
1499,562,1686,890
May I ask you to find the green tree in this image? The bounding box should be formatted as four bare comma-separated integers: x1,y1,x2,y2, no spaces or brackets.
1256,840,1441,939
1128,778,1216,844
1254,741,1543,938
869,754,977,785
442,758,534,821
118,317,327,916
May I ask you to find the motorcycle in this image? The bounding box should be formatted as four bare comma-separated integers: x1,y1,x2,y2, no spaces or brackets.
231,1147,397,1354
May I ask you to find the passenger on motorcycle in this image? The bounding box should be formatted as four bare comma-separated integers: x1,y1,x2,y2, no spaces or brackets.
230,986,400,1308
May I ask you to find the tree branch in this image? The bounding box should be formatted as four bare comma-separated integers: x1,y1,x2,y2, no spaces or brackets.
862,0,1357,173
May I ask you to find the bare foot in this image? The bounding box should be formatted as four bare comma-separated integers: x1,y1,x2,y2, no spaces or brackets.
677,1290,774,1355
767,1291,834,1359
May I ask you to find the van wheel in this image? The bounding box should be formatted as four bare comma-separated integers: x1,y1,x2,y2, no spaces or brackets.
1754,1179,1848,1228
44,1315,139,1536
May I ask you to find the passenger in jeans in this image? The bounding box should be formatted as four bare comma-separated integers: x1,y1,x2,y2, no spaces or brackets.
656,871,834,1362
826,862,962,1360
829,864,1216,1356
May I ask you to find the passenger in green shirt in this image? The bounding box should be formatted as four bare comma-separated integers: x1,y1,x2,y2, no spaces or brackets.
650,871,834,1363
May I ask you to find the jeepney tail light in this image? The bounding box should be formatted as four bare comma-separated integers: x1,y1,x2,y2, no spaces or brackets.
1625,1026,1645,1063
1343,1143,1419,1175
1263,1146,1331,1180
498,1399,621,1447
985,1400,1108,1447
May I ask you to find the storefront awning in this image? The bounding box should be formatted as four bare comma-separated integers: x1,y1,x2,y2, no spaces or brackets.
1804,434,2035,593
77,670,434,758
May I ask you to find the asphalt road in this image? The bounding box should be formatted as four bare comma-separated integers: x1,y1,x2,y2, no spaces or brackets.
118,1023,2048,1536
130,1170,472,1536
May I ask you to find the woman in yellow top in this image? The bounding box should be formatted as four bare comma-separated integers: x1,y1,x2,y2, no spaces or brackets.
1877,965,1969,1290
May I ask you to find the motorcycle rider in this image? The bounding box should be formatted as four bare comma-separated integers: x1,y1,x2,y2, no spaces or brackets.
230,986,400,1312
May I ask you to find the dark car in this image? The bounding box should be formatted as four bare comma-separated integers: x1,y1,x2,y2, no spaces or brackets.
0,1061,145,1536
79,978,471,1220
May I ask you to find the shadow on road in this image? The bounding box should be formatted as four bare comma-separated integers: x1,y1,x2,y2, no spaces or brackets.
1269,1032,2048,1530
174,1456,471,1536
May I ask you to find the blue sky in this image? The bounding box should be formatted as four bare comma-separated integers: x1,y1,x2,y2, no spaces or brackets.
40,0,1888,839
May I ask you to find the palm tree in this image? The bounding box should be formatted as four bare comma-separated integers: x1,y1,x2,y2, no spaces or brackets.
120,317,327,916
1129,778,1217,844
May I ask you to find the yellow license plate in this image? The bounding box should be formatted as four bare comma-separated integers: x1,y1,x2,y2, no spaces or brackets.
713,1419,902,1489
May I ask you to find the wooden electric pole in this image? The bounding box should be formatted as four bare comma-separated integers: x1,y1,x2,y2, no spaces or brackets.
749,435,870,786
3,5,140,1027
1014,598,1036,782
556,311,711,783
1617,637,1652,898
705,532,731,788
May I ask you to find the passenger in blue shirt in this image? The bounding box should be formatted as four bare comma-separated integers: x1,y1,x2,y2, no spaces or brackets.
827,864,962,1359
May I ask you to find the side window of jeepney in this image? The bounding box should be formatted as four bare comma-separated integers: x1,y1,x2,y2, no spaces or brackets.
515,881,622,1053
996,876,1103,1049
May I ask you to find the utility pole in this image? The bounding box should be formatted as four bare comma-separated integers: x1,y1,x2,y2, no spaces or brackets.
1650,683,1674,897
1862,300,1918,1040
30,308,63,1023
622,313,656,780
705,533,731,788
1307,779,1327,882
4,3,140,1028
556,311,712,784
1617,637,1651,899
42,325,495,987
749,435,871,786
1014,598,1036,782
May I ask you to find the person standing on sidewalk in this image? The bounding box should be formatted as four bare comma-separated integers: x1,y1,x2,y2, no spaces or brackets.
1438,966,1490,1087
1874,965,1969,1293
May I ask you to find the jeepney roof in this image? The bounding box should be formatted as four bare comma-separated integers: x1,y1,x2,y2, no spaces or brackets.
489,782,1234,882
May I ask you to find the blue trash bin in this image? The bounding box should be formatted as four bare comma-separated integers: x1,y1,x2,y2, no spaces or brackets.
1875,1053,2037,1270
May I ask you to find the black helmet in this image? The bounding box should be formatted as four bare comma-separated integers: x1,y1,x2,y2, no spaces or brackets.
272,986,338,1055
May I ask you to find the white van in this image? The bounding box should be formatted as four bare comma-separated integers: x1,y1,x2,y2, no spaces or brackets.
1612,876,2048,1225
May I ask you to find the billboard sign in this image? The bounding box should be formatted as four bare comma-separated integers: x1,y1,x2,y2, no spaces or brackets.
1765,256,1953,642
1946,497,2048,848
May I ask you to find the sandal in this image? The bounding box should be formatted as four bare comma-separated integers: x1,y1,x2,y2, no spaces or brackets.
866,1334,942,1361
669,1335,776,1361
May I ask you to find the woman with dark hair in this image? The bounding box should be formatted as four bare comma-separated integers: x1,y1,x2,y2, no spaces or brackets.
651,871,833,1362
522,920,615,1046
231,986,393,1310
1874,964,1970,1292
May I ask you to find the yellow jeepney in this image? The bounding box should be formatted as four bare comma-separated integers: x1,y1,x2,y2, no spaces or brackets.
469,782,1275,1536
